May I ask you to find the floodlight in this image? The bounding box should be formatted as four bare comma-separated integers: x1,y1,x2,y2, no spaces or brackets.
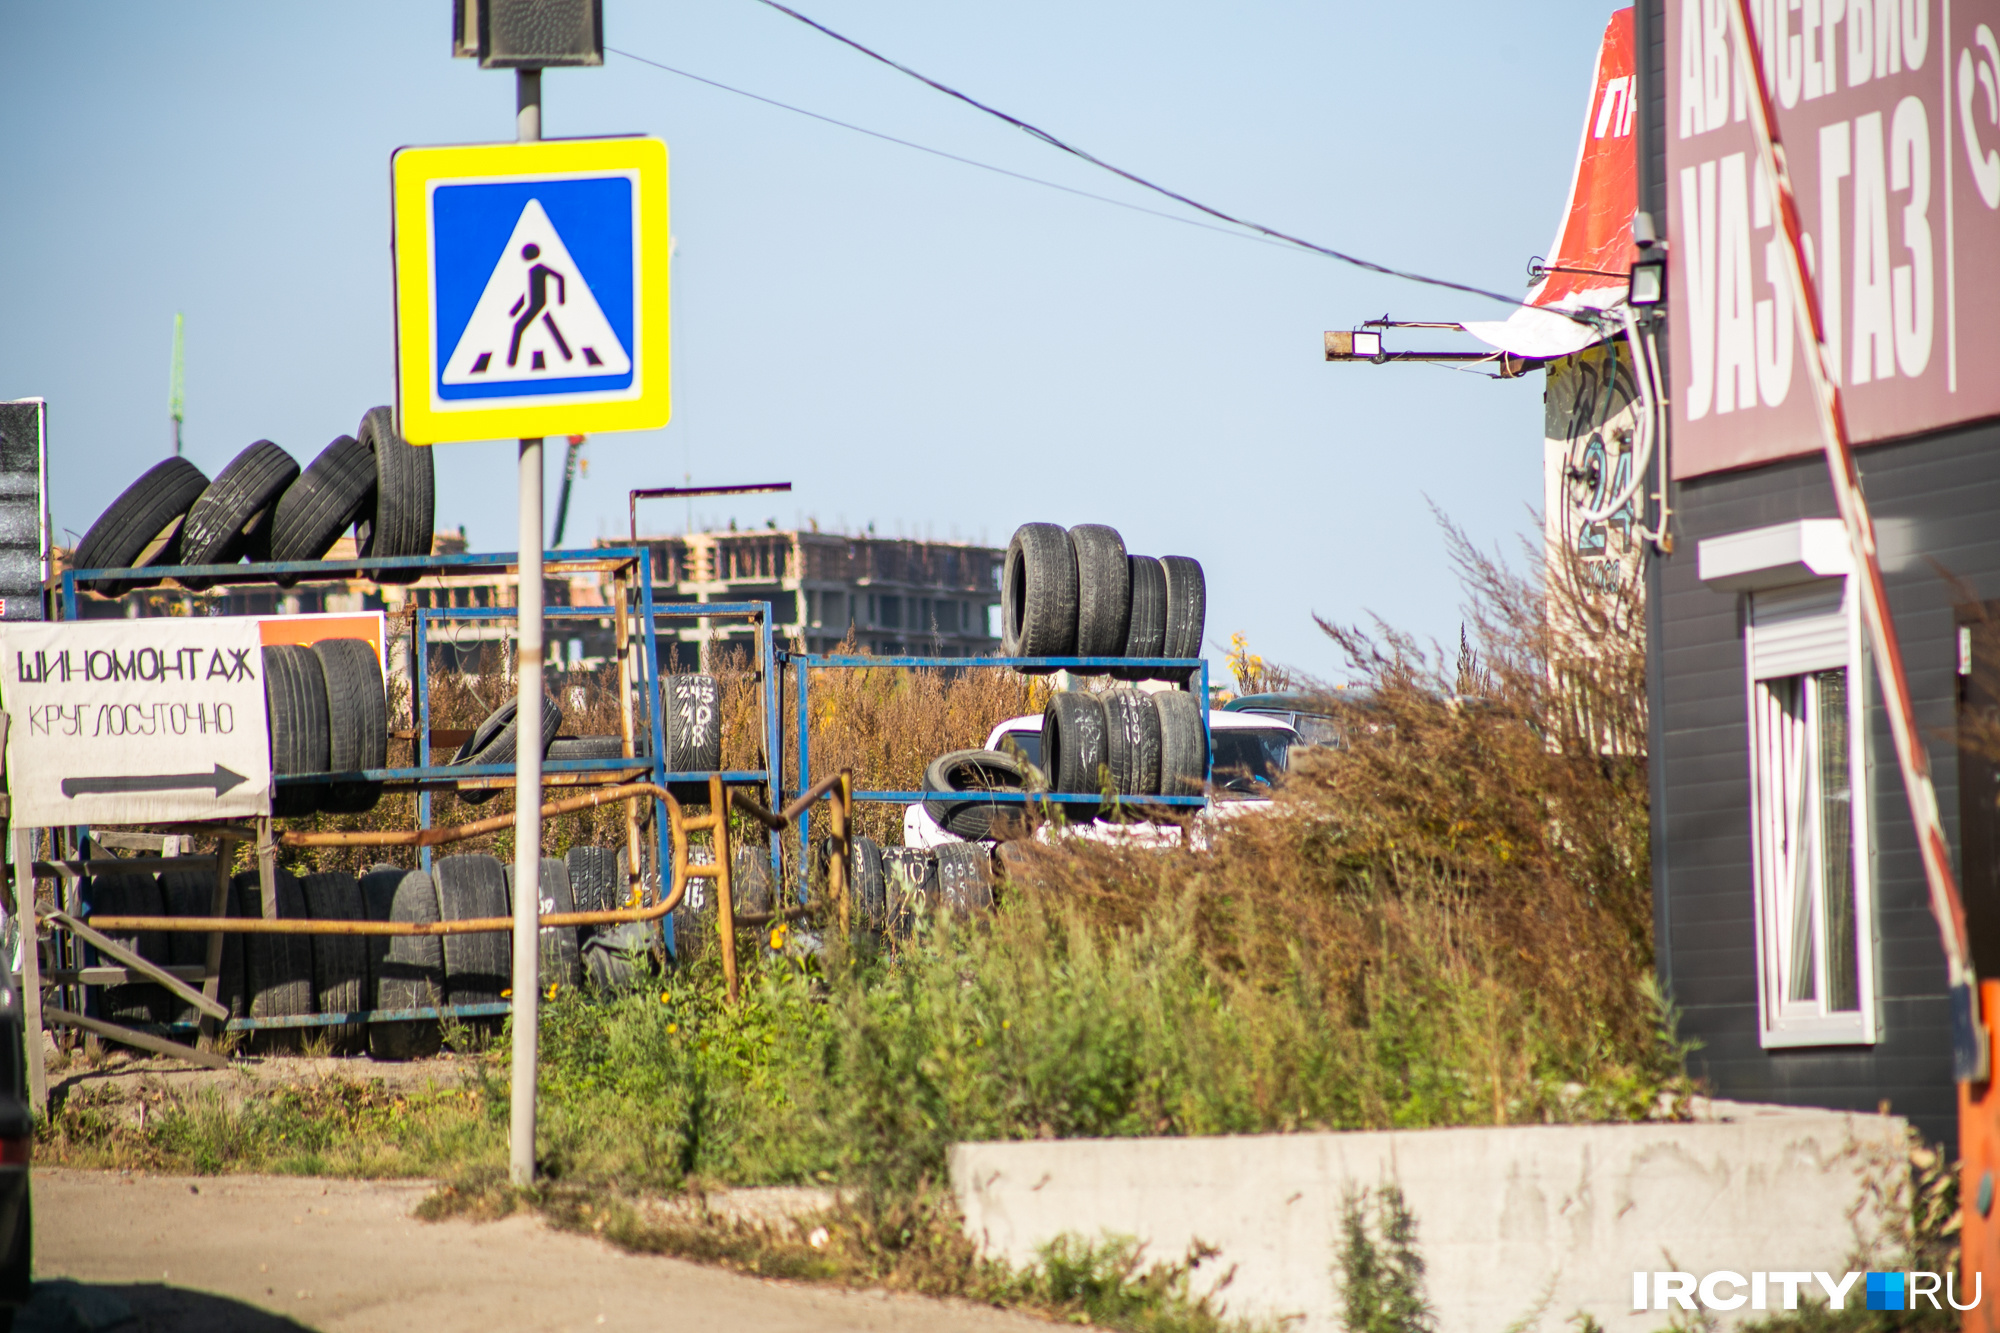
1629,259,1666,307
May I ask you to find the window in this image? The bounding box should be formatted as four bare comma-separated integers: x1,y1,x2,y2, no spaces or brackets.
1746,579,1877,1047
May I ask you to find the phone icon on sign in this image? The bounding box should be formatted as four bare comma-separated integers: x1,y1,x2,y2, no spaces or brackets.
1961,24,2000,208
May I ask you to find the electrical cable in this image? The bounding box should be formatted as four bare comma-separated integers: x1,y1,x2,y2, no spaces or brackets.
744,0,1587,318
606,47,1299,254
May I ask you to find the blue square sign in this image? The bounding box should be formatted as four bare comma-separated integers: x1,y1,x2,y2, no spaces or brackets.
392,137,670,444
431,175,635,401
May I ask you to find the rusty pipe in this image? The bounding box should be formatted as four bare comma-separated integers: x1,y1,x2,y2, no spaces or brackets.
89,775,854,940
279,782,671,848
730,770,847,831
79,902,683,936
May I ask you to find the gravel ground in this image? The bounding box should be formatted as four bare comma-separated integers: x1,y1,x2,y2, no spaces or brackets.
35,1168,1048,1333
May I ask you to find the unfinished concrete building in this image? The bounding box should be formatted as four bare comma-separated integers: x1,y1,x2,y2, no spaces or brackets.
616,527,1003,661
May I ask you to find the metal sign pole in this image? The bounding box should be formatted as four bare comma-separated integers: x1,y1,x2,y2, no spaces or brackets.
509,65,545,1189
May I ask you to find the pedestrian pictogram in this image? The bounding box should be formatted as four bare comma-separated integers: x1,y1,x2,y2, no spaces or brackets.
441,199,632,386
391,136,670,444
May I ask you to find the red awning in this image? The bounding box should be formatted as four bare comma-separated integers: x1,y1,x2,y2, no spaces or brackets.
1463,7,1637,357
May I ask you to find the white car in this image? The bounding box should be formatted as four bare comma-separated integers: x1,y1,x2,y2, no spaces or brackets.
903,709,1303,850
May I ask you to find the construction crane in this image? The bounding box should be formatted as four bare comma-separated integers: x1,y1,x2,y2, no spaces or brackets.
550,434,586,547
167,313,185,456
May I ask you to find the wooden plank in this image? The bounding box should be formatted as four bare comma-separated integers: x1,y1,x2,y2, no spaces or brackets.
6,857,220,879
42,1006,231,1072
92,831,196,856
199,835,234,1048
44,910,228,1022
256,819,277,921
45,966,208,986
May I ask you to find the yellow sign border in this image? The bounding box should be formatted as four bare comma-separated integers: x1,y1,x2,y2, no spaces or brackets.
392,137,670,445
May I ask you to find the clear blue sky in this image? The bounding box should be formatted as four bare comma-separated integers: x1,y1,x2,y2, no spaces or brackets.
1,2,1617,679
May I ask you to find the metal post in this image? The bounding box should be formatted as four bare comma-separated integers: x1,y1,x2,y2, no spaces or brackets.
11,828,45,1116
509,65,544,1192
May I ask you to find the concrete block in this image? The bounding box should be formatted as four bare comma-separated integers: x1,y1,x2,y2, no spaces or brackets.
949,1101,1908,1333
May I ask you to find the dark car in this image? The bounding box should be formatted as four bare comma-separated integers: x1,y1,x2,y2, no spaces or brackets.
0,978,31,1318
1222,690,1363,748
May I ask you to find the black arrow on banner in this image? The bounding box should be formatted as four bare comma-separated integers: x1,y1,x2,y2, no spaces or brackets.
60,765,249,799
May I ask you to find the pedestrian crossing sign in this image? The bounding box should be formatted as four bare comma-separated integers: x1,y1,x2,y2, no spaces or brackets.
392,136,670,444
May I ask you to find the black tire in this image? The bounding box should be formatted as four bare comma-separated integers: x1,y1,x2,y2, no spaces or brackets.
849,836,887,931
158,869,226,1024
566,846,620,914
301,872,368,1051
584,922,653,991
881,847,937,935
241,870,314,1026
269,433,376,564
354,406,433,585
435,855,510,1006
314,639,387,814
1069,524,1130,658
1155,689,1208,797
86,874,172,1027
452,694,563,805
1043,691,1109,796
1001,523,1078,661
1119,556,1168,671
263,644,329,818
1103,688,1162,798
732,845,774,916
264,644,330,775
156,870,216,970
505,857,581,990
934,842,995,917
1161,555,1207,663
549,736,627,761
452,698,520,762
175,440,299,581
565,846,621,916
368,868,443,1059
72,457,210,596
922,749,1031,842
665,674,721,773
358,863,404,1016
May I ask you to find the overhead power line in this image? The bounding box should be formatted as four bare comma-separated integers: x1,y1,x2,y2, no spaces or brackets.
744,0,1568,315
606,46,1296,254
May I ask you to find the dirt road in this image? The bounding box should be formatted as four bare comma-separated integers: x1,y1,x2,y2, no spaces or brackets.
37,1169,1047,1333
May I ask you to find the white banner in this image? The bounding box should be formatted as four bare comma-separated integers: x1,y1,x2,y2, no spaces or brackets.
0,619,271,828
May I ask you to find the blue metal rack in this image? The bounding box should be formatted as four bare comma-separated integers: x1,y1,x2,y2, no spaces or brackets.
45,544,761,1018
647,600,785,883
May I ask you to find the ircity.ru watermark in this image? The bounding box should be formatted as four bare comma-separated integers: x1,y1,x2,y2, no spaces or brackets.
1633,1271,1983,1313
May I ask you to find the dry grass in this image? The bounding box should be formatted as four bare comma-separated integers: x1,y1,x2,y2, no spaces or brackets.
989,517,1671,1127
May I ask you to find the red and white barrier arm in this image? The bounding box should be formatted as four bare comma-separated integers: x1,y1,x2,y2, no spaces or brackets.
1724,0,1977,1005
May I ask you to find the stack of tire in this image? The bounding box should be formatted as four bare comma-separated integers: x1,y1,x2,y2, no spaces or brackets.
71,406,434,592
916,686,1207,833
83,844,655,1059
661,672,724,803
1001,523,1204,677
825,837,993,939
1041,686,1207,805
264,640,390,817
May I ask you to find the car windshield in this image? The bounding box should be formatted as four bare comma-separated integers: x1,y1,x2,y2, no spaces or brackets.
1210,727,1297,796
996,729,1041,770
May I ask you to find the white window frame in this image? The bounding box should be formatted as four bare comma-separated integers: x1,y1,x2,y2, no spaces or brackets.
1743,579,1879,1047
1702,520,1879,1048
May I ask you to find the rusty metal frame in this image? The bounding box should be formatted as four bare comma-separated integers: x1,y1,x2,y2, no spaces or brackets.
83,771,853,1007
